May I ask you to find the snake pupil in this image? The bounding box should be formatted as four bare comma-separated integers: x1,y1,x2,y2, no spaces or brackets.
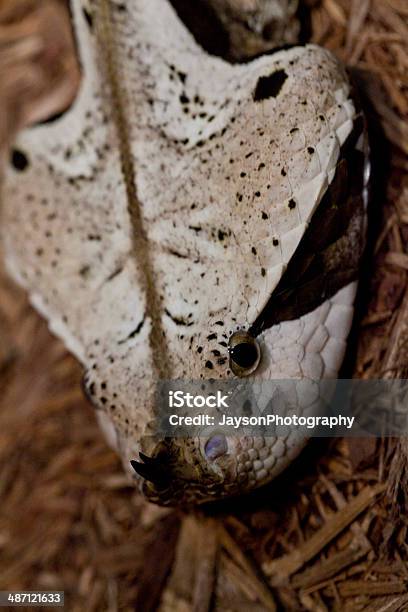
228,331,261,376
230,342,259,369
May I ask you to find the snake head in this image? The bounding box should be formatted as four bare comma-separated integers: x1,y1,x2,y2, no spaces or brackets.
3,0,370,507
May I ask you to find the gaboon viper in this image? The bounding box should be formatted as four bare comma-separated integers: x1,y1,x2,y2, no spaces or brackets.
1,0,369,505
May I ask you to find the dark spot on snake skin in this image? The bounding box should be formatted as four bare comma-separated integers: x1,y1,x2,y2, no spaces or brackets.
197,346,203,353
240,172,246,178
261,211,268,220
308,146,315,154
253,70,288,101
261,268,266,277
179,93,189,104
258,163,265,170
165,309,194,327
288,198,297,209
205,360,214,369
281,168,287,176
273,238,279,246
82,8,93,29
177,71,187,84
207,333,217,340
245,152,253,158
169,249,188,259
118,318,145,343
106,266,124,281
251,247,257,255
255,191,261,197
11,149,29,171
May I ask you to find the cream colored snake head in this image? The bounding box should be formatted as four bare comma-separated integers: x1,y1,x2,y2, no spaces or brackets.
0,0,369,506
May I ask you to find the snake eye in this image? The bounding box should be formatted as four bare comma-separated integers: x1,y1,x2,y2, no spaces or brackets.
205,434,228,460
228,331,261,377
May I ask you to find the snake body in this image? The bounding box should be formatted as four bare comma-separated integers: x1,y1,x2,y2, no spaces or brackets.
1,0,368,505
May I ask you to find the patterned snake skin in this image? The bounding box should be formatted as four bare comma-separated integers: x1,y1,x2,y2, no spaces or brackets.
0,0,369,505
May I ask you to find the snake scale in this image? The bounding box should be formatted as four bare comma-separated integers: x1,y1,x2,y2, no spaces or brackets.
0,0,369,505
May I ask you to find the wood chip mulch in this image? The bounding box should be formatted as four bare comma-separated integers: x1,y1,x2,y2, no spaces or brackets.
0,0,407,610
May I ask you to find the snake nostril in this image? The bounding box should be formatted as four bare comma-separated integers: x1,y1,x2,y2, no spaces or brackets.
205,434,228,460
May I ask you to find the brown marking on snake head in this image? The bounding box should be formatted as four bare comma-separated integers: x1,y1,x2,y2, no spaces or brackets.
253,70,288,101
